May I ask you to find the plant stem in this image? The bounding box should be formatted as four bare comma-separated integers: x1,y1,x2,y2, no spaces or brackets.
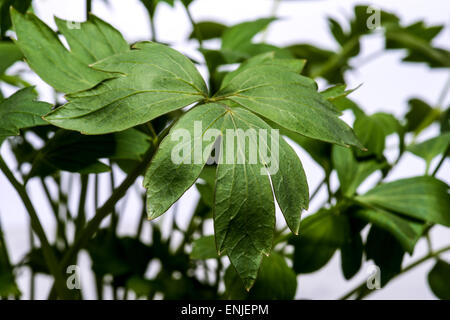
47,145,156,299
436,72,450,108
339,244,450,300
86,0,92,19
431,143,449,177
0,155,72,299
183,4,203,48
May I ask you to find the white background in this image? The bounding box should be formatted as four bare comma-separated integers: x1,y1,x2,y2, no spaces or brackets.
0,0,449,299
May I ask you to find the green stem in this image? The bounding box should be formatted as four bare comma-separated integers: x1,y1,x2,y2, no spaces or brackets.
0,155,72,299
339,244,450,300
436,72,450,108
75,175,88,238
86,0,92,19
431,143,449,177
47,145,156,299
183,4,203,48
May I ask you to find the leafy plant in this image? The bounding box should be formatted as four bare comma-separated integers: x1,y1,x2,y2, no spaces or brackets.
0,0,448,300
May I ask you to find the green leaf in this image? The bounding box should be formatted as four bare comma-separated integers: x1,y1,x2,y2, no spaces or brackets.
190,236,218,260
290,209,350,274
354,208,425,253
44,42,208,134
224,253,297,299
111,128,151,161
54,14,129,65
406,98,434,134
0,87,51,143
189,21,227,41
340,220,363,280
144,103,226,220
145,103,308,288
221,18,276,52
27,130,115,178
332,145,386,196
11,10,129,93
353,113,400,158
407,132,450,169
355,176,450,227
427,260,450,300
365,226,404,286
385,22,450,68
214,56,363,149
0,41,22,74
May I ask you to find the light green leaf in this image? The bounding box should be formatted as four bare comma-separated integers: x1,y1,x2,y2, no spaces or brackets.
0,41,23,74
190,236,218,260
354,208,425,253
332,145,386,196
407,132,450,168
224,253,297,299
214,60,363,149
221,18,276,51
355,176,450,227
11,10,128,93
44,42,208,134
0,87,51,142
428,260,450,300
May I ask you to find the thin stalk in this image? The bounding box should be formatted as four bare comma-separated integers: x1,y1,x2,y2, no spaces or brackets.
29,225,35,300
436,72,450,108
339,244,450,300
0,155,72,299
183,4,203,48
75,175,88,238
86,0,92,19
431,143,449,177
262,0,281,42
47,146,156,299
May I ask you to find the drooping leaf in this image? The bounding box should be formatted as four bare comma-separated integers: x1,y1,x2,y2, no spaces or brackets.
354,208,425,253
405,98,435,134
190,235,218,260
407,132,450,169
0,87,51,143
332,145,386,196
365,226,405,286
45,42,208,134
111,128,151,161
356,176,450,227
214,55,363,149
290,209,350,274
427,260,450,300
11,10,129,93
340,216,364,280
224,253,297,299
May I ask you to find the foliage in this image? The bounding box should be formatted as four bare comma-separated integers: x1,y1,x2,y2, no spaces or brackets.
0,0,448,300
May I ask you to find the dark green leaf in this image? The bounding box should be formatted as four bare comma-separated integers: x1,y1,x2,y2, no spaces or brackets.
290,209,350,274
189,21,227,41
224,253,297,299
0,41,22,74
365,226,404,286
428,260,450,300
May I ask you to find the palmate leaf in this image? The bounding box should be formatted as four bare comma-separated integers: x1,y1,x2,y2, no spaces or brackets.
214,55,363,149
0,87,51,143
44,42,208,134
11,9,129,93
145,103,308,289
